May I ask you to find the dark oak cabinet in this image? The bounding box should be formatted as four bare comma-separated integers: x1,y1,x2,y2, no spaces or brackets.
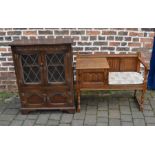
10,38,75,114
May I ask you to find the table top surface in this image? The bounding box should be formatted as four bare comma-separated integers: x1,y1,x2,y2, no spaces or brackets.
76,57,110,70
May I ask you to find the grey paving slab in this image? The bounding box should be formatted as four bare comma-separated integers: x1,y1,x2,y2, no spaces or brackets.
109,110,121,119
36,114,50,125
121,122,133,126
23,119,36,126
15,114,28,120
0,121,10,126
120,106,131,115
59,123,71,126
74,112,85,120
27,114,38,120
72,120,84,126
143,104,153,111
60,114,73,123
97,111,108,117
10,120,23,126
49,113,62,120
132,112,144,119
109,119,121,126
3,108,19,115
84,115,96,125
133,119,146,126
98,105,108,111
121,114,133,122
146,123,155,126
47,120,59,126
96,122,108,126
0,114,16,121
97,117,108,123
86,109,97,115
143,110,155,117
145,117,155,124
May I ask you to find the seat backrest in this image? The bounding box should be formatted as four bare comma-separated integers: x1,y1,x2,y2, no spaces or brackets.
76,52,141,72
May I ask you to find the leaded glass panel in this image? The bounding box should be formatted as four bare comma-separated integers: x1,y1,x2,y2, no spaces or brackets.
21,54,41,83
46,53,65,83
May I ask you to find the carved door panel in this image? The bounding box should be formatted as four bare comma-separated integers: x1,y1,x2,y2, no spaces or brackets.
20,89,46,108
46,89,69,107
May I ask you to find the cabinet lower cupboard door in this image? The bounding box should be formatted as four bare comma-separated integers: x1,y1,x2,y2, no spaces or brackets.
21,90,46,108
46,92,68,107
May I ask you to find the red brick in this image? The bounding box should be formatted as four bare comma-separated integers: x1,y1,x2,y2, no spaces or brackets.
0,31,6,36
54,30,69,35
101,47,115,51
133,38,139,42
128,43,141,47
0,67,8,71
102,31,116,35
7,85,18,92
109,42,120,46
143,43,153,48
0,85,6,90
126,28,138,31
149,32,155,37
71,30,85,35
140,38,153,42
129,32,144,37
2,81,16,85
116,47,129,51
7,31,21,35
93,41,108,46
2,62,14,66
86,31,100,35
78,42,92,46
23,31,37,35
38,30,53,35
124,37,131,41
118,31,128,35
0,48,7,51
7,58,13,61
72,36,80,41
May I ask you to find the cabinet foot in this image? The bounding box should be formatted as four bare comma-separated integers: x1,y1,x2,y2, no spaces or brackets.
77,105,81,112
21,109,31,115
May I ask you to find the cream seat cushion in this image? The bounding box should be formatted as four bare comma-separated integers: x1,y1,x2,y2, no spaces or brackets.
109,72,144,85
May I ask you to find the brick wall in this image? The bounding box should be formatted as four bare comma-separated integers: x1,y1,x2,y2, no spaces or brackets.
0,28,154,92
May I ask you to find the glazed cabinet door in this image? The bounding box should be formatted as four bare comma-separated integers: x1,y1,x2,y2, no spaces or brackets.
13,50,44,87
44,51,67,85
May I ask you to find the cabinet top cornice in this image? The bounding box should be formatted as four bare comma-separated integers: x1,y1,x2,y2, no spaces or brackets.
9,37,73,46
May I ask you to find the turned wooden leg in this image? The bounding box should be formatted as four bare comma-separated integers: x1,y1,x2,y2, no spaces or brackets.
134,90,137,98
140,90,145,112
77,91,81,112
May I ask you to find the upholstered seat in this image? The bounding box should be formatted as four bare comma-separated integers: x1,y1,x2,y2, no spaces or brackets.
109,72,144,85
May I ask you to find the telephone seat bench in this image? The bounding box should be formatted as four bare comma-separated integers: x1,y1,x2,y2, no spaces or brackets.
76,52,149,112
